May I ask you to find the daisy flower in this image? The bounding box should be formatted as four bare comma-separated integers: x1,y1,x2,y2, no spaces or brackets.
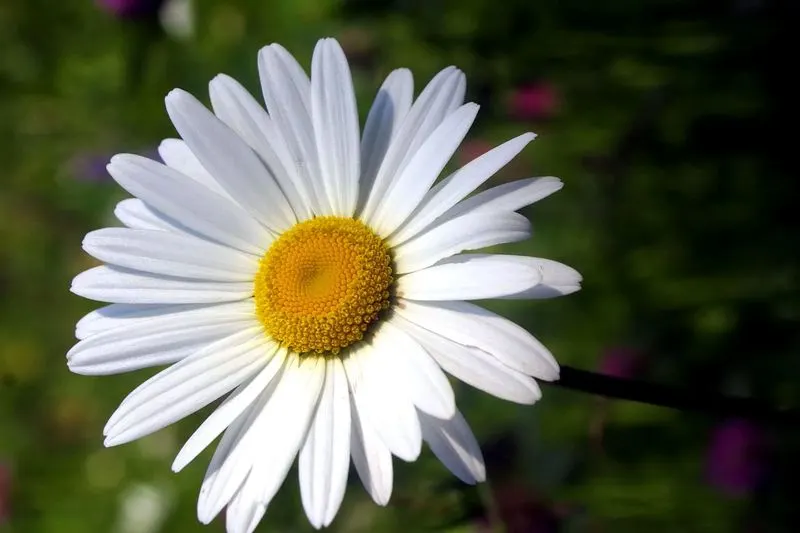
69,38,581,532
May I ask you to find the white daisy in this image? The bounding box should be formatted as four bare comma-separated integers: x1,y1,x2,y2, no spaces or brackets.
69,37,581,532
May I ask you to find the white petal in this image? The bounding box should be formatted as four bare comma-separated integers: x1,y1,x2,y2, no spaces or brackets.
157,138,231,199
419,410,485,484
71,265,253,304
502,258,583,299
208,75,313,221
103,327,267,446
390,133,536,245
374,320,455,418
258,43,324,216
371,103,480,236
311,38,360,216
165,89,296,232
443,176,563,222
358,69,413,212
398,254,543,301
299,358,351,528
348,393,393,506
225,479,266,533
114,199,176,232
75,301,249,340
394,315,542,404
172,344,284,473
246,356,325,504
194,357,318,523
82,228,259,282
343,343,421,461
396,299,559,381
393,211,531,274
198,371,278,524
68,303,257,375
360,67,465,224
107,154,272,255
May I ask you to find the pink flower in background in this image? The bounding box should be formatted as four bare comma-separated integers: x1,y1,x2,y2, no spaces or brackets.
598,346,643,379
509,82,560,121
0,462,11,525
97,0,165,18
706,419,766,497
457,138,494,167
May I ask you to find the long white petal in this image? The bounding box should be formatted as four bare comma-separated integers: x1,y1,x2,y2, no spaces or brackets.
396,299,559,381
398,254,543,301
165,89,296,232
107,154,272,255
502,258,583,299
208,75,313,220
393,315,542,404
348,390,393,505
247,356,325,504
390,133,536,245
358,69,413,212
343,343,421,461
361,67,465,224
311,38,360,216
71,265,253,304
393,211,531,274
114,199,177,232
103,327,267,446
75,301,250,340
82,228,259,282
371,103,480,236
443,176,563,222
68,303,257,375
198,372,278,524
419,410,485,484
299,358,351,528
225,478,266,533
258,43,324,216
374,320,455,418
157,138,232,199
172,344,285,473
195,357,315,524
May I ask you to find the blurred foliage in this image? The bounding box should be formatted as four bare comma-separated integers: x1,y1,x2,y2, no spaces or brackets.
1,0,798,532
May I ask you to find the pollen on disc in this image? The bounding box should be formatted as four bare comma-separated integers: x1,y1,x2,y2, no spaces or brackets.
254,217,393,355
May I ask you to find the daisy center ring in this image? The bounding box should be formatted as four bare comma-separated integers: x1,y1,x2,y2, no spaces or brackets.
254,216,394,355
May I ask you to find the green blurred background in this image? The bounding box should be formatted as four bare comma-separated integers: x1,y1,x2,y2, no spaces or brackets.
1,0,798,531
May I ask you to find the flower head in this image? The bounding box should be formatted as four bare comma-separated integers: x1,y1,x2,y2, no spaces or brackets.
69,38,581,532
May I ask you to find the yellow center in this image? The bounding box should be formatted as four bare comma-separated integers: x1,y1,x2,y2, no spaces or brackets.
254,216,393,355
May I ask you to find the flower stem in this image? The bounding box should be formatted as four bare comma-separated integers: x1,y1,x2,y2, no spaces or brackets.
550,366,800,426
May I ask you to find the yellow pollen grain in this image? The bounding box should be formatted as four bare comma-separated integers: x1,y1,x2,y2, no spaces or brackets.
254,216,393,355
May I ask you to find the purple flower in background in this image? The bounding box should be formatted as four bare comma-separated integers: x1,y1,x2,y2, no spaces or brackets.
71,153,113,182
508,82,560,121
70,148,160,182
0,462,10,525
97,0,166,18
598,346,643,379
706,419,766,497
